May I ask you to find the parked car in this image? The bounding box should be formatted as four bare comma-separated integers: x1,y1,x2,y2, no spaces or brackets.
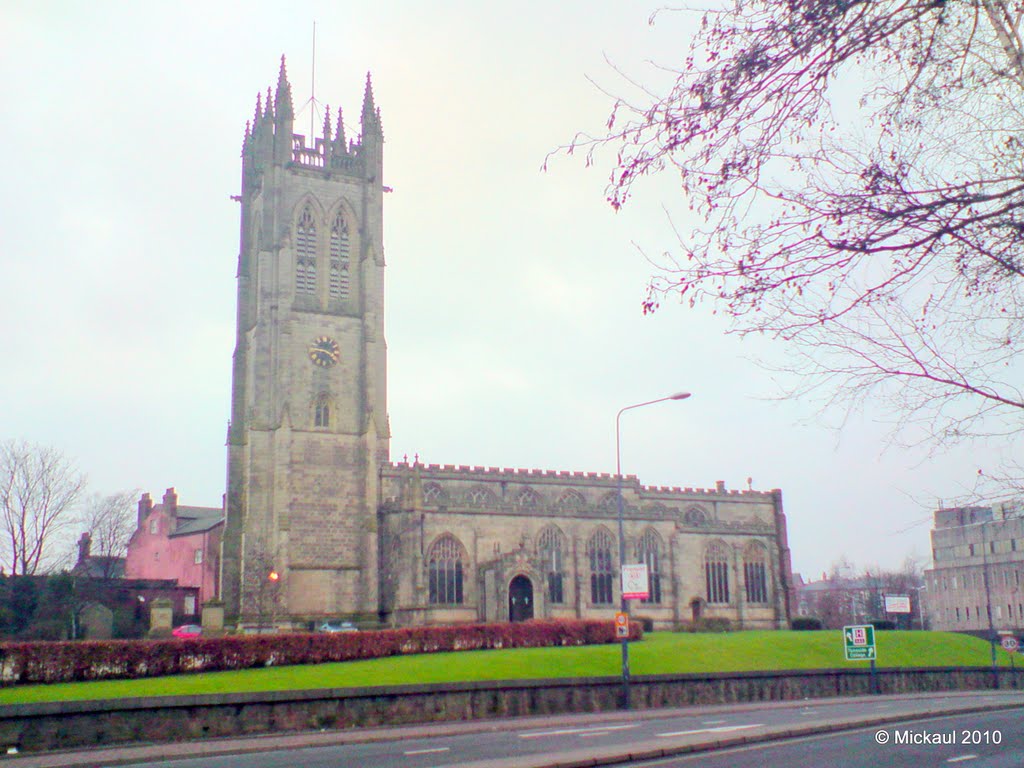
172,624,202,638
317,621,358,633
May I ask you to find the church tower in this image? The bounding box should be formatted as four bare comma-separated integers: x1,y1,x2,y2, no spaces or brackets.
221,58,389,625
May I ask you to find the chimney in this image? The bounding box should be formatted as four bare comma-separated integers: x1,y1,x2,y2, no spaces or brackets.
715,480,726,492
77,532,91,564
138,492,153,527
162,487,179,519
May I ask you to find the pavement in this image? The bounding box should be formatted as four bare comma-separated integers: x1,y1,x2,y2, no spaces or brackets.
4,690,1024,768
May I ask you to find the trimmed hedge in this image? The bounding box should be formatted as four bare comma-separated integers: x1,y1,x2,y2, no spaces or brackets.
0,618,642,686
791,617,824,631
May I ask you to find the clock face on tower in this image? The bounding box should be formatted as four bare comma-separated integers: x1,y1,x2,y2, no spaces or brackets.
308,336,341,367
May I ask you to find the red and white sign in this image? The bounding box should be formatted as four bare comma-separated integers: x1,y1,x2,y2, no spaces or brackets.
621,564,650,600
883,595,911,614
614,612,629,638
1001,636,1019,653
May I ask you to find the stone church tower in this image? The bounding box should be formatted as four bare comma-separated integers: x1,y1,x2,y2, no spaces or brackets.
221,59,389,625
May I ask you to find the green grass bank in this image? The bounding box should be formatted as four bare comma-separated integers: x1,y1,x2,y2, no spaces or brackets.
0,630,1013,706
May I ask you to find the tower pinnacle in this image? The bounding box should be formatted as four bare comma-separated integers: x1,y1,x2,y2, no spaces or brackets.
275,55,294,121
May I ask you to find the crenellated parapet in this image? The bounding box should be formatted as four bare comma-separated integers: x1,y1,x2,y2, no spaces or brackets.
379,460,779,532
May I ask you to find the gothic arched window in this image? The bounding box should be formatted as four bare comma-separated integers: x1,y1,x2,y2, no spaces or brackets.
555,490,585,510
515,487,541,509
329,213,351,300
427,535,465,605
744,541,770,604
588,528,615,605
636,528,663,604
466,486,497,507
538,526,566,604
705,541,730,604
314,394,330,428
423,482,447,505
295,206,317,295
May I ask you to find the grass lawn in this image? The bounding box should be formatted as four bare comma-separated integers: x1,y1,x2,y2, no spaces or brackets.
0,630,1014,706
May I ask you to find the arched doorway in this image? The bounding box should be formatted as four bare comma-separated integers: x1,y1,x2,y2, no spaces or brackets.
690,597,704,622
508,575,534,622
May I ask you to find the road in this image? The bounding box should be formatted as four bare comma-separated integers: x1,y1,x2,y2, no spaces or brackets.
617,708,1024,768
10,691,1024,768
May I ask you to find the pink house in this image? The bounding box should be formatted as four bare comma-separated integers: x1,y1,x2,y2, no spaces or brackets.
124,488,223,616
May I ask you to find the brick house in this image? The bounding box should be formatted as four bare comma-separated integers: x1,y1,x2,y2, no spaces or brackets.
124,488,223,615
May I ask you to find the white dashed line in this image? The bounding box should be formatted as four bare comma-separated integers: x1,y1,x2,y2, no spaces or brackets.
403,747,450,756
658,724,764,738
519,724,639,739
701,719,728,725
947,756,978,763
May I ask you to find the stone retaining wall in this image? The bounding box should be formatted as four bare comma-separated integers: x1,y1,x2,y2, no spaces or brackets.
1,667,1019,753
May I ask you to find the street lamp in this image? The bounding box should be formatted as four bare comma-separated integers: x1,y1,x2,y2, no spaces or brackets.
616,391,691,710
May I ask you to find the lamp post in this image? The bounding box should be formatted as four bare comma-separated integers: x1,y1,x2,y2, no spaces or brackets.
616,391,691,710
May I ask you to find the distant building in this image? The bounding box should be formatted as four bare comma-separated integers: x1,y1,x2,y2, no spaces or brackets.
72,532,125,580
124,488,223,614
923,500,1024,634
794,571,922,629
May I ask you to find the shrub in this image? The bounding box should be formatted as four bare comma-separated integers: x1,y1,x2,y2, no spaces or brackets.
684,617,732,633
0,618,643,687
791,617,824,631
870,620,896,631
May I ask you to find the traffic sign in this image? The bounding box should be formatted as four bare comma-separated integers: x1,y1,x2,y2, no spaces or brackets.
614,612,629,638
844,624,877,661
1001,636,1019,653
621,564,650,601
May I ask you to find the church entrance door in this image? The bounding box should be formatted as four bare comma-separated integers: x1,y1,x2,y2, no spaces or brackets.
508,575,534,622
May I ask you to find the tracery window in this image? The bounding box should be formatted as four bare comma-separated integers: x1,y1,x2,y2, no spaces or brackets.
295,206,317,295
423,482,446,505
466,486,496,506
314,394,330,428
427,535,464,605
538,526,566,604
636,528,663,604
705,541,730,604
744,541,769,604
588,528,615,605
555,490,585,510
515,487,541,509
329,213,351,299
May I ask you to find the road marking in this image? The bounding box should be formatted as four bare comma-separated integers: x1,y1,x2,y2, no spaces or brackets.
658,724,764,738
403,747,450,756
579,731,612,738
520,724,638,739
701,719,728,725
947,756,978,763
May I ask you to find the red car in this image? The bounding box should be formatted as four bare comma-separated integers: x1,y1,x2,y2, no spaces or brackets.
172,624,202,638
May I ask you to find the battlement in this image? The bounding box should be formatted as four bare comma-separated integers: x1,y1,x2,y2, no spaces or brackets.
383,460,772,498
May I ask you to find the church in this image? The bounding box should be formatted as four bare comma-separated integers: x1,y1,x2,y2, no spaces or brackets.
220,60,795,631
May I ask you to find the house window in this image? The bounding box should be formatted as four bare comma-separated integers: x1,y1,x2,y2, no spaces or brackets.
538,526,565,604
588,529,614,605
427,535,464,605
194,548,203,565
637,529,663,604
705,542,730,604
149,518,158,535
744,541,769,604
295,205,317,295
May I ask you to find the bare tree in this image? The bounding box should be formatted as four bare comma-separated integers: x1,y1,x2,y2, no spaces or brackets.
566,1,1024,458
0,440,87,576
75,491,137,578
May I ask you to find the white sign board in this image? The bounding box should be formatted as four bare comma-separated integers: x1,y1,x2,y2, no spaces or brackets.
884,595,911,614
621,564,649,600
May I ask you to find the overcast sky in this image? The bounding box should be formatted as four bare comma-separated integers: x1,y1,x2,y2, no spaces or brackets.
2,1,1014,580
